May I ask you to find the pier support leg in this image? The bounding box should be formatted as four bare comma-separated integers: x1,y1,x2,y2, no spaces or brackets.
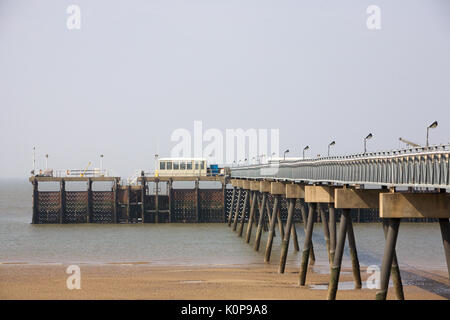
60,179,66,224
254,193,267,251
329,204,336,264
347,216,362,289
376,218,401,300
319,204,332,264
439,218,450,278
292,222,300,252
300,202,315,264
194,179,199,223
381,219,404,299
141,175,145,223
168,179,172,223
245,191,257,243
87,179,92,223
264,195,280,262
277,205,284,240
227,187,236,226
238,190,249,237
222,181,227,223
126,185,131,223
327,208,350,300
279,198,296,273
232,189,242,231
266,200,275,236
299,203,317,286
32,180,39,224
113,180,118,223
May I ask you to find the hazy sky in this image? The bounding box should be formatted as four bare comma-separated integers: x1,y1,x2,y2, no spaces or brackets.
1,0,449,178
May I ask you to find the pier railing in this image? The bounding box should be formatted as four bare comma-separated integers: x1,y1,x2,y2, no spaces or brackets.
230,144,450,189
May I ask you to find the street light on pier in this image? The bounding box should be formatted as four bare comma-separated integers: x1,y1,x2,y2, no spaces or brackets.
303,145,309,159
328,141,335,157
364,133,373,154
45,154,49,170
283,149,289,161
426,121,438,147
100,154,104,175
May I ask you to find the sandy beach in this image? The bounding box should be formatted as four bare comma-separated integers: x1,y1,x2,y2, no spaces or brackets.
1,263,448,300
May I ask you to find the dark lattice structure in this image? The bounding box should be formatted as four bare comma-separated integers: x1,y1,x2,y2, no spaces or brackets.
92,191,114,223
37,192,60,223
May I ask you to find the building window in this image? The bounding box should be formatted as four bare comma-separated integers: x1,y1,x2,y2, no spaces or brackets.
160,162,166,170
173,162,179,170
201,161,205,170
167,161,172,170
180,162,186,170
187,162,192,170
195,162,199,170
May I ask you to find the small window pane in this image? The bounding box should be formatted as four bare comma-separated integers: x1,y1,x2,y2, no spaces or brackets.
195,162,199,170
173,162,179,170
160,162,166,170
180,162,186,170
201,161,205,169
187,162,192,170
167,162,172,170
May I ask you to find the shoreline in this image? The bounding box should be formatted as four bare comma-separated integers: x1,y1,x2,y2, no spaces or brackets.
1,263,448,300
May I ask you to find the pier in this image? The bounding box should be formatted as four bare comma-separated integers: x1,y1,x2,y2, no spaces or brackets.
30,175,229,224
28,145,450,300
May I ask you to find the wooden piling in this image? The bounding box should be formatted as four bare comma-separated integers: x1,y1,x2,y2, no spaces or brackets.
327,208,350,300
278,198,296,273
227,187,236,226
126,185,131,223
300,202,315,263
277,205,284,240
439,218,450,278
319,204,332,264
298,202,317,286
329,204,336,264
376,218,401,300
60,179,66,224
291,222,299,251
264,195,280,262
87,178,92,223
381,219,404,299
346,215,362,289
222,181,227,222
32,180,39,224
254,193,267,251
232,188,242,231
168,179,173,223
245,191,257,243
141,174,146,223
113,180,118,223
238,190,249,237
155,179,160,223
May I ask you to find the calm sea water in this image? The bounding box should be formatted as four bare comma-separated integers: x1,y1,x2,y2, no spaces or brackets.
0,179,448,272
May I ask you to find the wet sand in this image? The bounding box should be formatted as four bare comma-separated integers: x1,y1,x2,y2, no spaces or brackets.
1,263,448,300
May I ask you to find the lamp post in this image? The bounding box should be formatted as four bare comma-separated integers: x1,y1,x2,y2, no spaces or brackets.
100,154,104,175
426,121,438,147
45,154,48,170
32,147,36,173
328,141,335,157
364,133,373,154
154,153,159,176
303,145,309,159
283,149,289,161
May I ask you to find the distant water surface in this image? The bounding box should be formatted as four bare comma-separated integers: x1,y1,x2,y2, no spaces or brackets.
0,179,448,272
